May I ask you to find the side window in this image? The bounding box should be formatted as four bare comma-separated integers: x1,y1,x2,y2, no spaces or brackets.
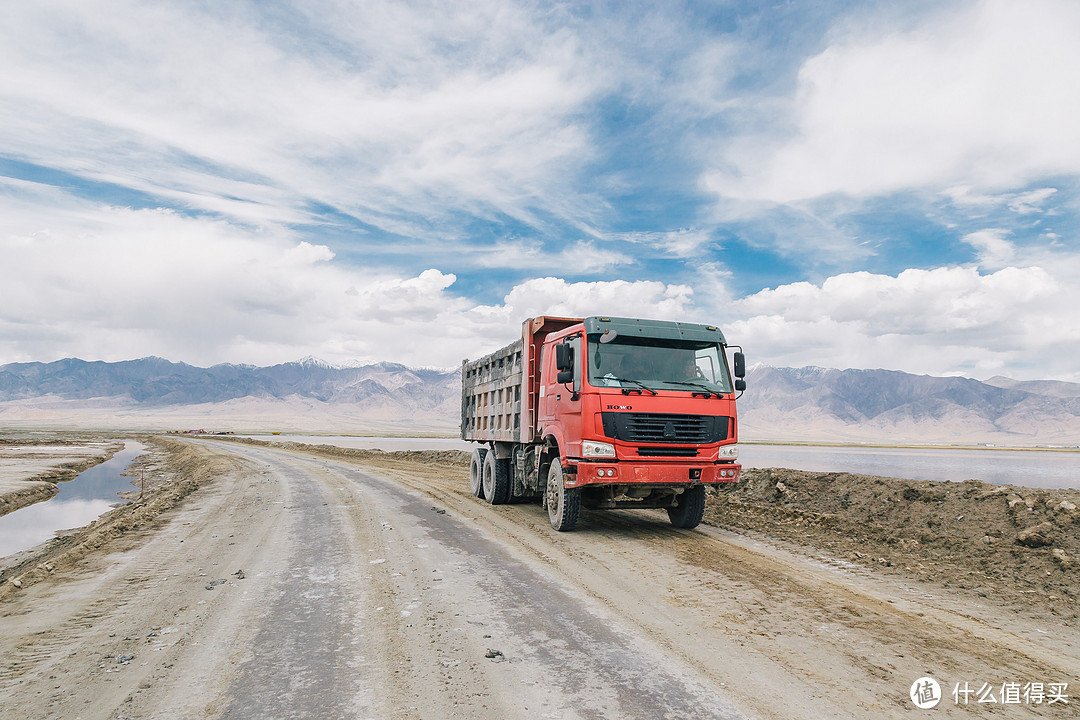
569,336,582,393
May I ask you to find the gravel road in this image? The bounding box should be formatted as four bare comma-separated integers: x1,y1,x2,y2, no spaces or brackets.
1,439,1077,719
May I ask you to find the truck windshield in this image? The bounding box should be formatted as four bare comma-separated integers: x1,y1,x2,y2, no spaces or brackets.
586,336,734,394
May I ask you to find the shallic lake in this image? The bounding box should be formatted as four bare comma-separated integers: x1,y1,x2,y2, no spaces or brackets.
240,435,1080,490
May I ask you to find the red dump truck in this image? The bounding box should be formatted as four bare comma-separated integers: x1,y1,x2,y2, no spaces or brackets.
461,316,745,531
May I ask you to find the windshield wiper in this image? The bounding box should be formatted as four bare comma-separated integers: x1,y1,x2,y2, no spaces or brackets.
606,377,658,396
664,380,722,397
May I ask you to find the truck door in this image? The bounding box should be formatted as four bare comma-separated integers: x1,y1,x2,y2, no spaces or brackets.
549,335,583,456
539,343,554,424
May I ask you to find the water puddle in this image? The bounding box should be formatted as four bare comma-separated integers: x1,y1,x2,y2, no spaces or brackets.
0,441,147,558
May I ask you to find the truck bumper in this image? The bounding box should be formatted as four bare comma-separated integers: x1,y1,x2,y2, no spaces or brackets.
567,461,741,488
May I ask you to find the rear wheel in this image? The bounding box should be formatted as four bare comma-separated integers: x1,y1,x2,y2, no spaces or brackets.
482,451,510,505
546,462,580,531
668,485,706,529
469,448,487,498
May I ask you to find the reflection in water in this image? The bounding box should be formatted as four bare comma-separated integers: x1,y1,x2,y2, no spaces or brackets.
0,498,115,557
0,442,147,558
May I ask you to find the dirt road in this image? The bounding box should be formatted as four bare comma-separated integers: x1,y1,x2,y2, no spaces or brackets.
1,439,1077,719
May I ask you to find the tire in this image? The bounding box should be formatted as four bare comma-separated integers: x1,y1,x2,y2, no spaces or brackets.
668,485,706,529
469,448,488,498
482,451,510,505
546,462,580,531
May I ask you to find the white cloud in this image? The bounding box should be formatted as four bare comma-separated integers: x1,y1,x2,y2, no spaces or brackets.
731,264,1079,380
471,238,633,273
493,277,694,322
4,181,1077,380
941,185,1059,216
0,186,703,368
706,0,1080,204
960,229,1015,269
0,0,604,236
613,229,714,259
1007,188,1058,215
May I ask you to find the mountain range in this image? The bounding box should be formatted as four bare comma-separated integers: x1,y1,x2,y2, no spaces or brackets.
1,357,1078,446
0,357,460,435
739,366,1080,446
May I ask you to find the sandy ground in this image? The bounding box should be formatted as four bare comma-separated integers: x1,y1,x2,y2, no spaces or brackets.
0,438,123,518
1,437,1077,719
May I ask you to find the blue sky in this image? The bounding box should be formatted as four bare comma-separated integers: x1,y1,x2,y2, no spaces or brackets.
2,0,1079,380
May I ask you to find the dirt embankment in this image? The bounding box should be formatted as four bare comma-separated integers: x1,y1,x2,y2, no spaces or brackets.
0,437,234,601
213,435,472,468
709,468,1080,619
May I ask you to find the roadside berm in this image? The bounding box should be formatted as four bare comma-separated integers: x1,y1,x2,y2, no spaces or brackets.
709,467,1080,620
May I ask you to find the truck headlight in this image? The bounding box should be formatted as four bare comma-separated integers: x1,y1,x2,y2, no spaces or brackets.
582,440,616,458
717,444,739,459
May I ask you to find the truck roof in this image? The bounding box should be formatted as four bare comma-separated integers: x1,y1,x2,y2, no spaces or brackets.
583,316,727,344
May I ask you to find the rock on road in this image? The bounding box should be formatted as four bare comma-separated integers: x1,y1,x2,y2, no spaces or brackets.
1,439,1077,719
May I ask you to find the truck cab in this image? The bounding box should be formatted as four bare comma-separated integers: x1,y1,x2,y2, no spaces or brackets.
462,315,745,531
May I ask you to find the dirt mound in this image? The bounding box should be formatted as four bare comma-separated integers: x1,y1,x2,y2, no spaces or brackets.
708,468,1080,619
294,443,471,468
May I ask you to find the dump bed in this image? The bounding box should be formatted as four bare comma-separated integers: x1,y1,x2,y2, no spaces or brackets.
461,316,581,444
460,339,525,443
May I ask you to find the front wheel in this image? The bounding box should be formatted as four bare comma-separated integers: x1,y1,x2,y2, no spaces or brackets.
667,485,706,529
546,462,580,531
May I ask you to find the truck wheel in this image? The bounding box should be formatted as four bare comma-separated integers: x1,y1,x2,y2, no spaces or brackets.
546,462,580,532
469,448,488,498
667,486,706,529
482,451,510,505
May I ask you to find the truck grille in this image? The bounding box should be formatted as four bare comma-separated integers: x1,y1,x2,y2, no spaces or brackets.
601,413,729,444
636,447,700,457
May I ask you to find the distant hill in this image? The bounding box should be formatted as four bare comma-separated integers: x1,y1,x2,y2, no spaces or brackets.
740,366,1080,446
0,358,1077,445
983,375,1080,399
0,357,460,434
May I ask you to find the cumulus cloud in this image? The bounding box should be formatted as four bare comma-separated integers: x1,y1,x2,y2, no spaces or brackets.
4,179,1076,380
0,186,704,368
493,277,694,322
731,264,1078,379
706,0,1080,204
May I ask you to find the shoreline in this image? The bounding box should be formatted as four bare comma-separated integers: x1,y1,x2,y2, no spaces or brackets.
0,439,125,519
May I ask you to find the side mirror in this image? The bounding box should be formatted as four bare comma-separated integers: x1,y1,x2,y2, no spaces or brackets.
733,351,745,378
555,343,573,371
557,370,574,384
735,378,746,392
